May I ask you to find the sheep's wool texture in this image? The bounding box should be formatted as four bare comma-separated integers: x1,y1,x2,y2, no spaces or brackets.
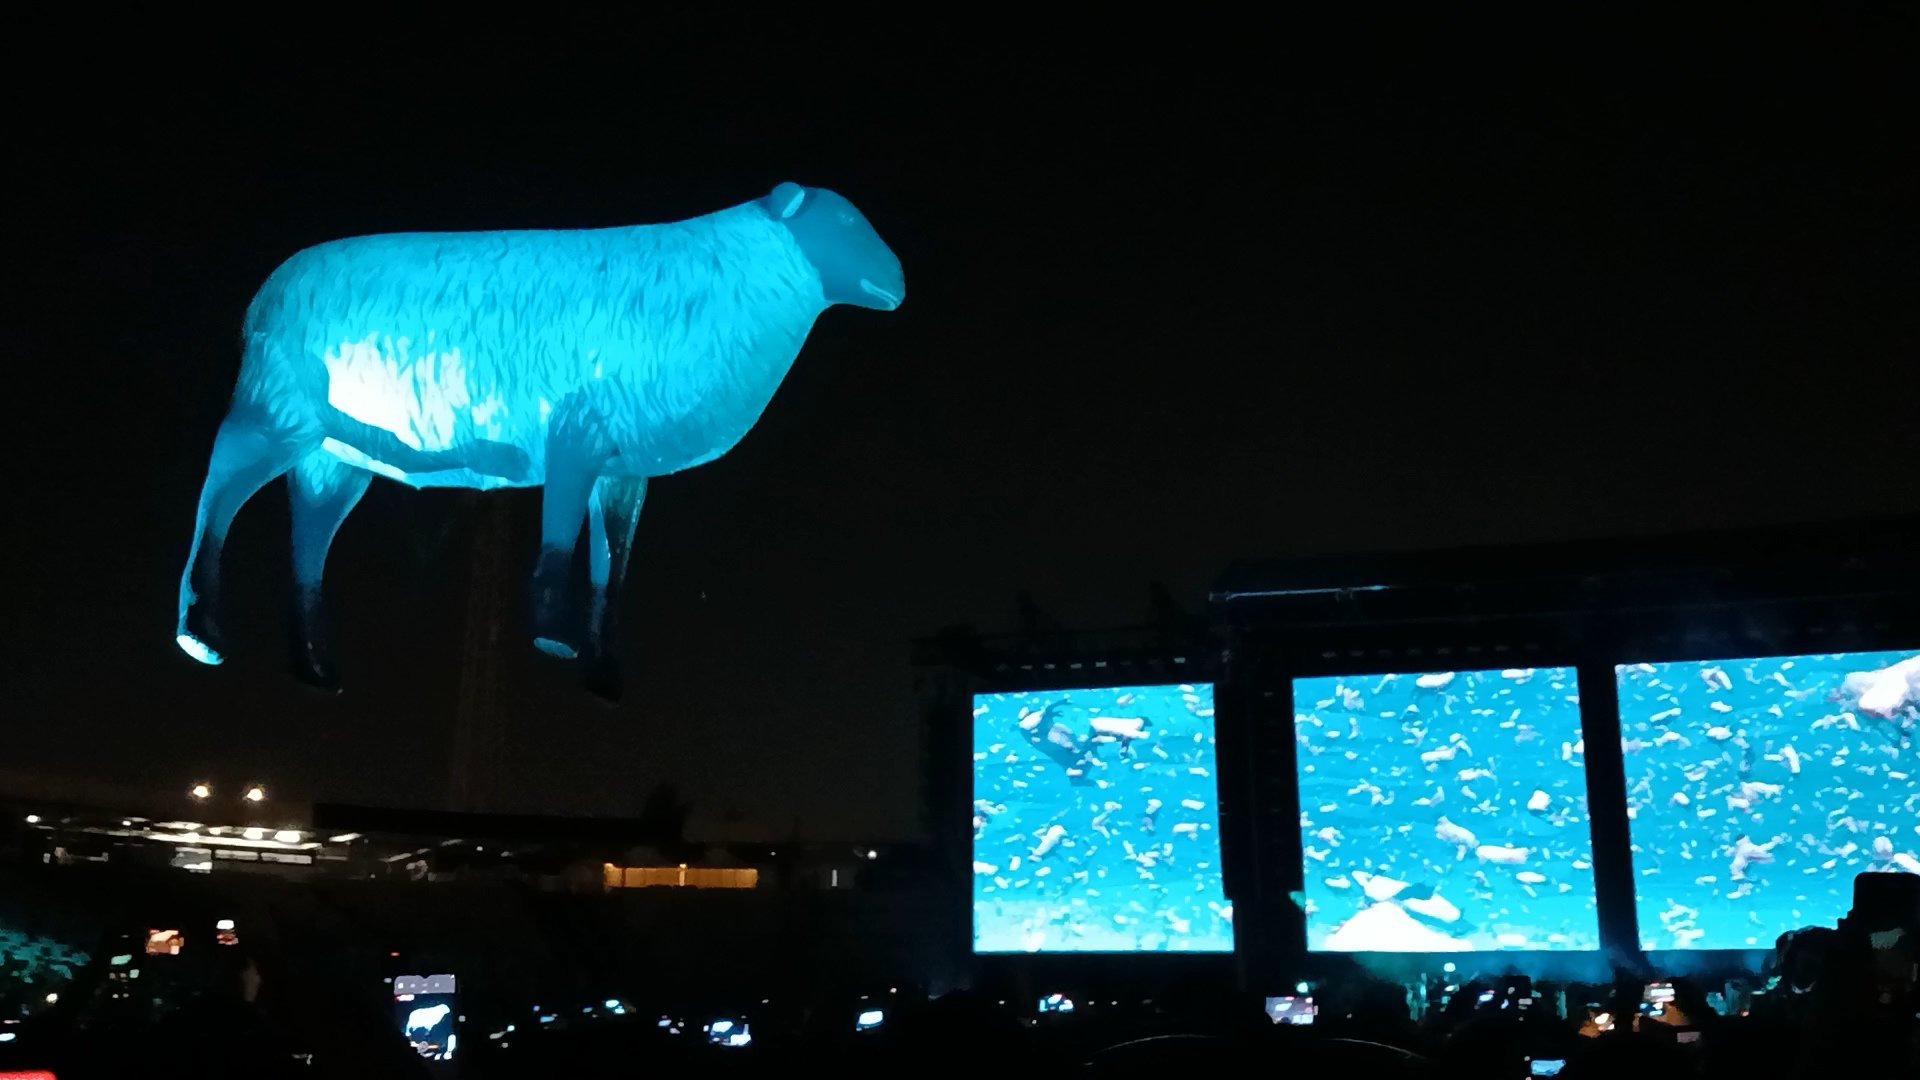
242,201,826,488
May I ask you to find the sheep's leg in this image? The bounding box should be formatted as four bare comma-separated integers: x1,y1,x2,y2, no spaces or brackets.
177,414,310,665
287,451,372,691
529,406,612,659
581,474,648,703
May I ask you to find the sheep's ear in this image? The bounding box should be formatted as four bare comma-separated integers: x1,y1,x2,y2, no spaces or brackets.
770,182,807,219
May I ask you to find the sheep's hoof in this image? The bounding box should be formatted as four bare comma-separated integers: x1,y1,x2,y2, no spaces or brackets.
581,655,623,704
295,666,344,695
180,605,226,665
533,636,578,660
528,558,578,660
176,631,223,666
291,647,342,694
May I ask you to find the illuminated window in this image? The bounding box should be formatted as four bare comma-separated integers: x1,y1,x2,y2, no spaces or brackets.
601,865,759,889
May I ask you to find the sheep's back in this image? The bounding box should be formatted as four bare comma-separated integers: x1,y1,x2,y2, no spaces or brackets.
234,206,824,474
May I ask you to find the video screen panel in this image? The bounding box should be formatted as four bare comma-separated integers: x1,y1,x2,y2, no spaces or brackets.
972,683,1233,953
1618,649,1920,950
1295,667,1600,952
395,974,457,1061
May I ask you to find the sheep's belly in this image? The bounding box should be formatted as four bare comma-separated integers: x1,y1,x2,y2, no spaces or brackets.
322,337,500,452
318,337,549,489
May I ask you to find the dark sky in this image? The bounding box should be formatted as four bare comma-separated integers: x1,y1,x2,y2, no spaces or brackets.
5,11,1915,839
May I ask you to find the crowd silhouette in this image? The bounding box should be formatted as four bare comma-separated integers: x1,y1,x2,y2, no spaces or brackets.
0,896,1913,1078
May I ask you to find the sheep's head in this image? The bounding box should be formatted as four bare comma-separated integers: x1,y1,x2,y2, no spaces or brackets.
764,182,903,311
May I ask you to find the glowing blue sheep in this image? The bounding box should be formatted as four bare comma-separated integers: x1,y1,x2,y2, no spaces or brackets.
176,182,904,700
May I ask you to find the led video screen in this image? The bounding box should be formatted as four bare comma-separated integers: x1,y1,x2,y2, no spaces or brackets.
395,974,457,1061
972,683,1233,953
1618,649,1920,950
1295,667,1600,952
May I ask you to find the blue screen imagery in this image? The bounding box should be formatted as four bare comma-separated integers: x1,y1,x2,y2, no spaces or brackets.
1296,668,1600,953
972,684,1233,954
1619,649,1920,951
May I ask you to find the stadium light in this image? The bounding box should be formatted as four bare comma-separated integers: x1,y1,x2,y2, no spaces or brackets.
243,784,267,803
189,782,212,800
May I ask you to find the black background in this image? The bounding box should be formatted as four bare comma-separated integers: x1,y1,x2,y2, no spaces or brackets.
3,9,1914,838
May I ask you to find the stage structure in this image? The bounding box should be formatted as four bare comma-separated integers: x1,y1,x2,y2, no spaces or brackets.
1212,514,1920,986
176,183,904,701
918,519,1919,993
449,493,512,812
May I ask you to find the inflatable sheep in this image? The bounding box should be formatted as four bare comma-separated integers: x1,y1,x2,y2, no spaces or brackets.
176,182,904,700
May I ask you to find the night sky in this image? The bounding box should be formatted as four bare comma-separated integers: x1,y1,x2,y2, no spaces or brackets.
5,12,1914,839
